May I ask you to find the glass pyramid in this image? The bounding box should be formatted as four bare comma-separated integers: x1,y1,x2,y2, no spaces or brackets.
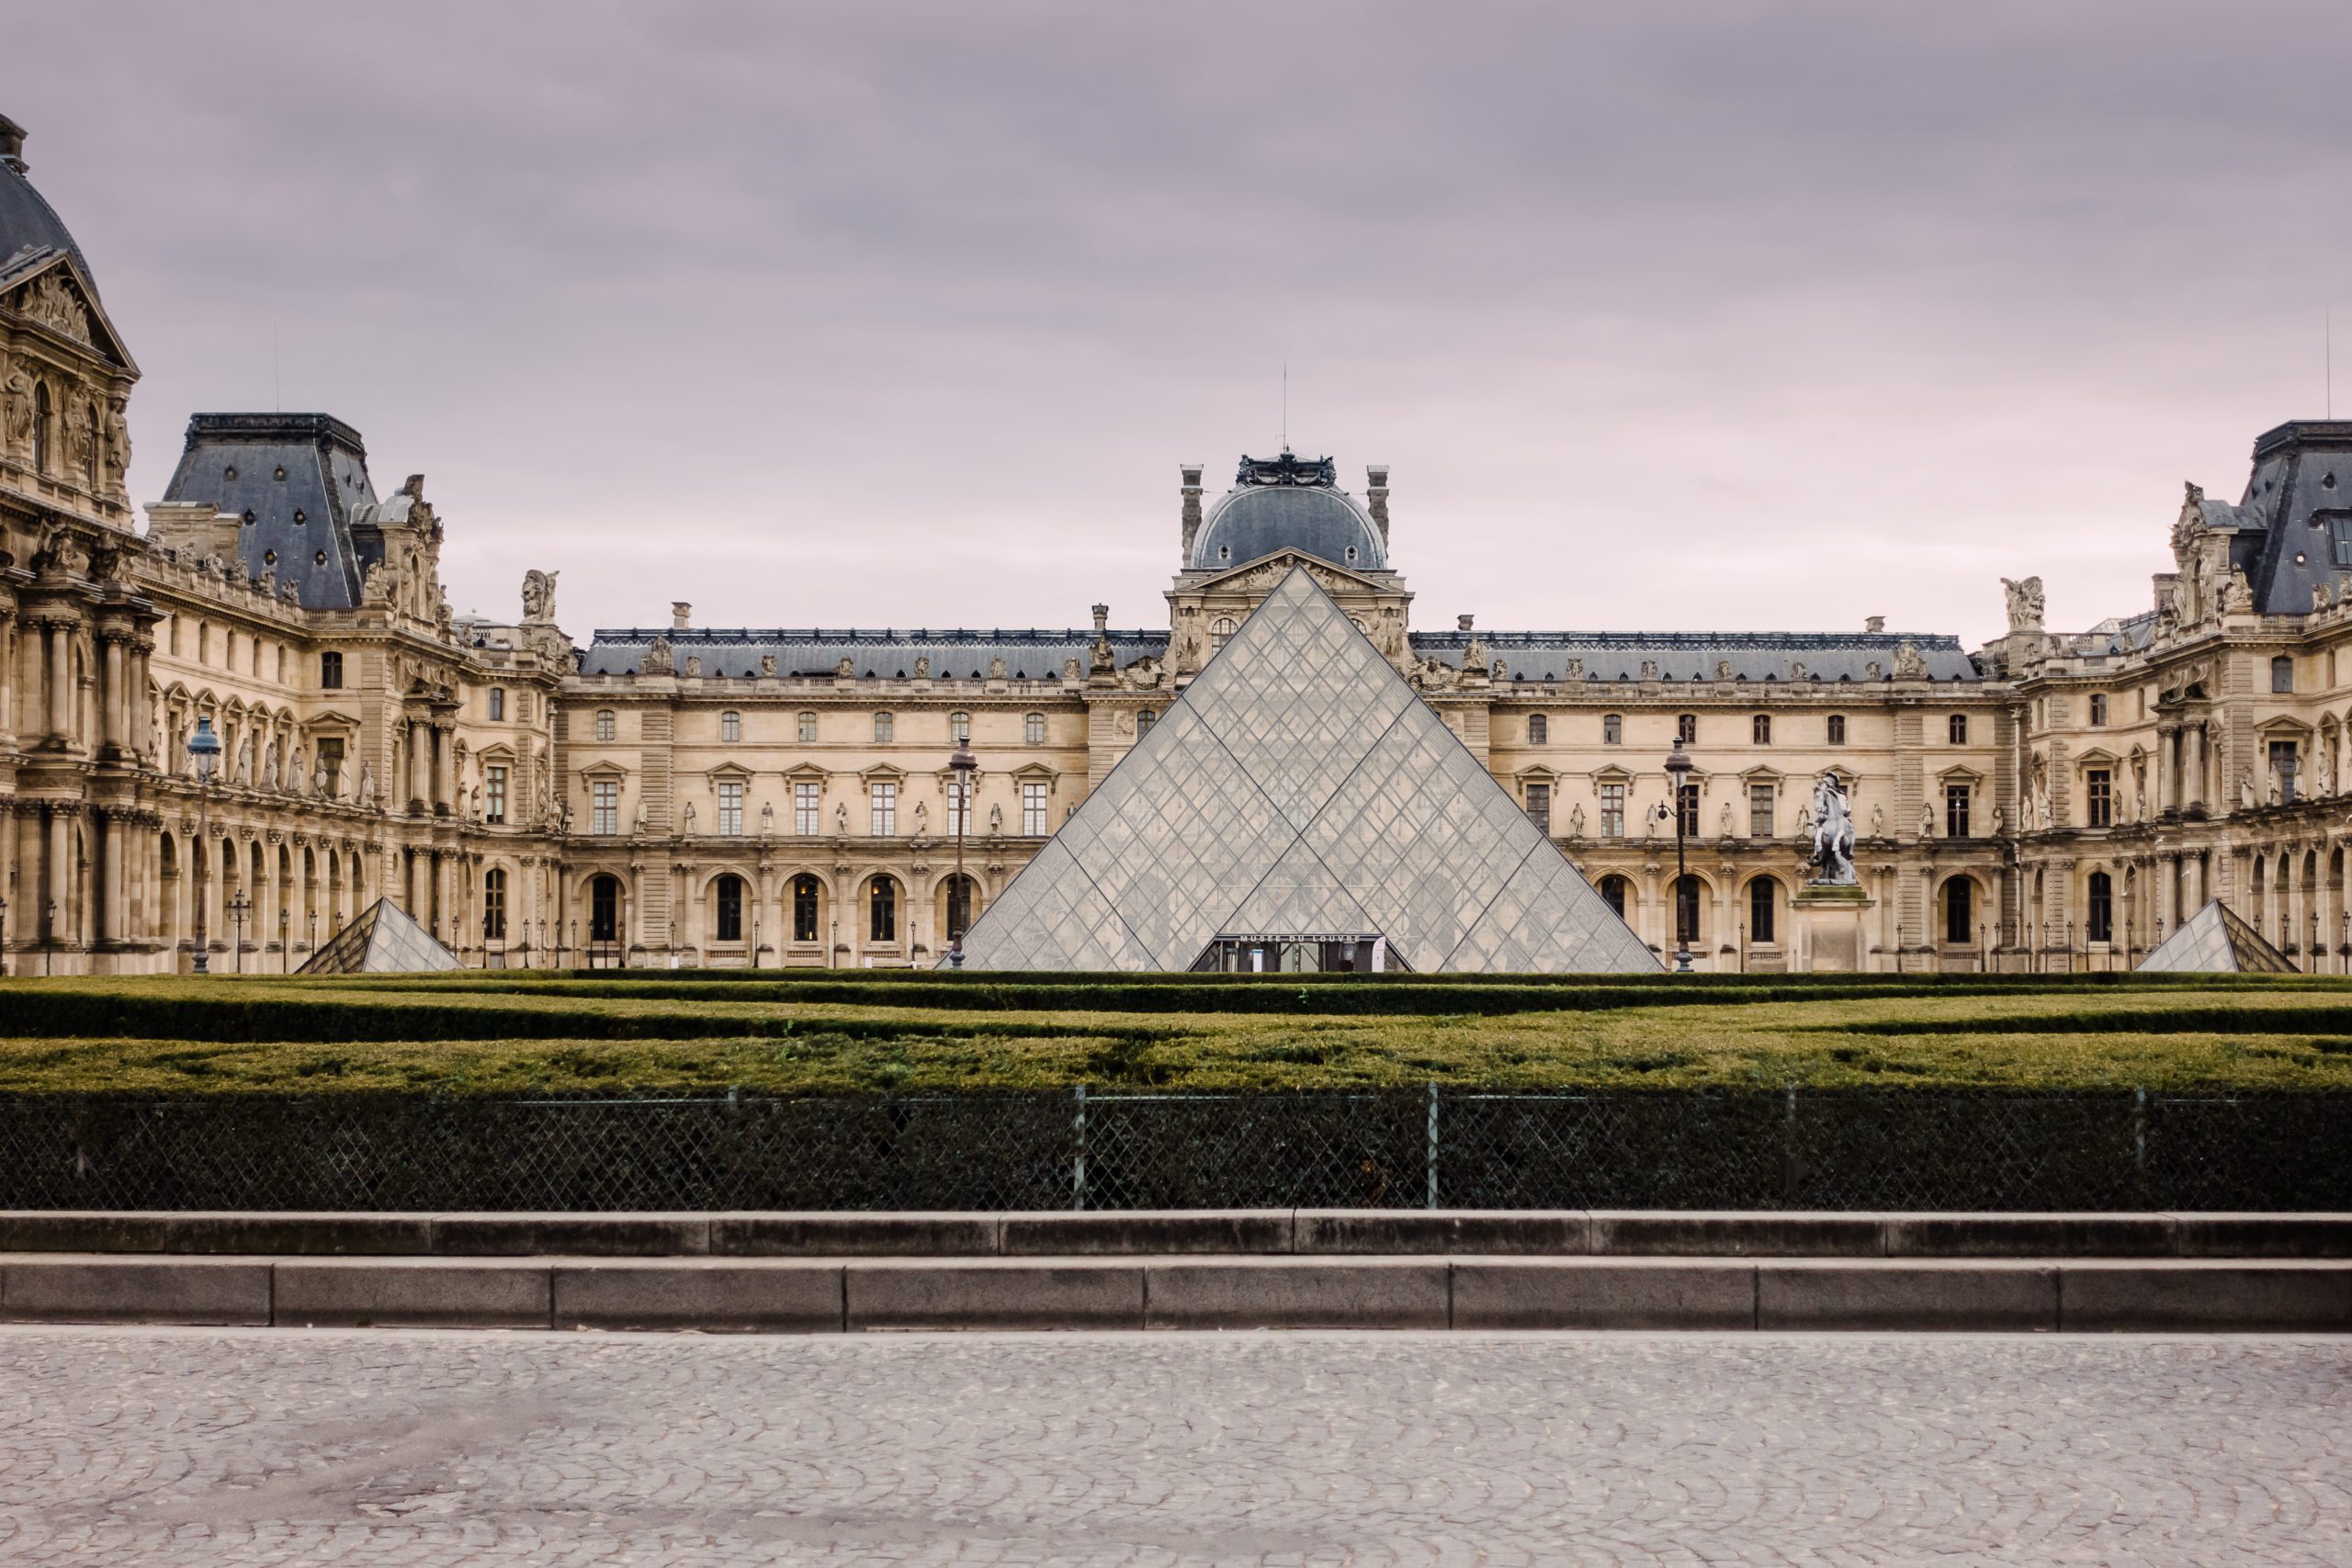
957,566,1660,973
294,897,462,976
2133,897,2298,974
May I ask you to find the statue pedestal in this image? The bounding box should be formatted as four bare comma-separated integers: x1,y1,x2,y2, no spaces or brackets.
1791,884,1872,974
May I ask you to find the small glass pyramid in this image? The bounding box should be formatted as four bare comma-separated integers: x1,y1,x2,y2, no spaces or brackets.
294,897,462,975
2133,898,2298,974
957,566,1660,972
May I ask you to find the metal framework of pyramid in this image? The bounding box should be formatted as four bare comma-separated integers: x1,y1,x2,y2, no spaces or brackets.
2133,897,2297,974
294,897,461,976
957,566,1659,973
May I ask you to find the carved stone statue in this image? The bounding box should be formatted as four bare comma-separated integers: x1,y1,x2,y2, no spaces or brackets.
1920,800,1936,839
913,656,930,679
2001,576,2046,633
641,637,672,675
684,655,702,678
912,800,929,835
834,801,850,835
1567,801,1586,838
1868,802,1884,837
102,400,129,489
1564,658,1585,681
520,569,560,622
0,367,32,453
1789,660,1808,682
361,560,392,604
1718,800,1734,837
1638,660,1659,682
1894,642,1927,680
989,656,1009,681
261,739,279,791
1714,659,1734,682
1806,773,1858,886
2240,769,2257,809
1989,803,2004,837
835,657,855,679
62,399,93,477
760,801,775,835
357,761,376,808
760,654,777,678
683,801,696,833
1062,657,1080,681
989,802,1003,834
313,759,330,799
234,734,254,786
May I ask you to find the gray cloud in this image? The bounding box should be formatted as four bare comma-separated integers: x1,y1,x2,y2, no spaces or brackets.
16,0,2351,643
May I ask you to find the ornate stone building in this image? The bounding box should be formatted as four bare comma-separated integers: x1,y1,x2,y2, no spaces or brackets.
5,110,2350,974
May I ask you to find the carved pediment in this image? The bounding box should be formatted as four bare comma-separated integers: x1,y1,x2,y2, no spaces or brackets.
1193,549,1388,599
2,256,137,371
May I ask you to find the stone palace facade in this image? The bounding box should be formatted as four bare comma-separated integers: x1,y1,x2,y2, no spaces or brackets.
6,110,2352,975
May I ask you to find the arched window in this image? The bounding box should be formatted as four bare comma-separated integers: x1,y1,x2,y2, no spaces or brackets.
875,712,894,742
715,874,744,942
1602,714,1623,745
869,875,899,942
1527,713,1549,745
1752,714,1771,744
2086,871,2113,943
1948,714,1968,745
487,688,505,721
944,873,977,943
589,874,622,944
948,711,970,743
1748,878,1776,944
1024,712,1046,744
797,711,818,743
482,868,508,942
792,874,821,942
1944,877,1973,945
1827,715,1848,745
1600,874,1630,919
1210,617,1237,652
720,710,741,743
594,710,616,742
1674,874,1702,945
32,381,50,472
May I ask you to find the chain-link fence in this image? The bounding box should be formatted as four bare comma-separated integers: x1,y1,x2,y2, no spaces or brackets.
0,1089,2342,1213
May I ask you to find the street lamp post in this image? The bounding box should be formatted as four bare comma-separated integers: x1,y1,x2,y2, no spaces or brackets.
187,717,221,974
46,902,56,977
1664,736,1693,974
278,908,288,974
947,738,977,969
0,895,8,978
229,889,251,975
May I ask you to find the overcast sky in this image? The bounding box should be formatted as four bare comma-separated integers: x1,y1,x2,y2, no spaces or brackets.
17,1,2351,646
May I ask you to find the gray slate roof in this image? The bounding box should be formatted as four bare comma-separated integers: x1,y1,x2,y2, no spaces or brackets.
580,628,1170,681
0,153,95,296
163,414,379,611
1191,484,1386,572
1408,630,1982,683
2232,421,2352,616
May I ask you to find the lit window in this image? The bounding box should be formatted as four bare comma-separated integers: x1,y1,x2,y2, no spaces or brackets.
1945,783,1971,839
486,764,507,825
794,780,821,835
869,876,898,942
488,688,505,721
1528,714,1549,745
1752,714,1770,744
592,779,618,835
875,712,894,742
720,710,741,743
1748,782,1774,838
1827,715,1848,745
869,780,897,835
1600,781,1626,838
797,711,818,743
1948,713,1968,744
1525,781,1551,833
482,868,507,942
2086,769,2112,828
1603,714,1623,745
595,710,616,742
792,874,820,942
1024,712,1046,745
718,779,744,836
320,651,343,690
949,711,970,743
1022,780,1048,835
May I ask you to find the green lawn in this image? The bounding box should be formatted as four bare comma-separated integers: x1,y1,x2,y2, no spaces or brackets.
1,969,2349,1095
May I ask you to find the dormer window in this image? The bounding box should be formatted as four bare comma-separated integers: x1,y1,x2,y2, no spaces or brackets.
1344,545,1358,562
1218,545,1231,561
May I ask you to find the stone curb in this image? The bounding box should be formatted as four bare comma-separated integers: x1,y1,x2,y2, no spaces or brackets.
4,1210,2350,1258
1,1255,2346,1333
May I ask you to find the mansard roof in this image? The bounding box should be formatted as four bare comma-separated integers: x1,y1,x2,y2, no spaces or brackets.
163,413,379,610
2231,420,2352,616
580,626,1169,680
1189,451,1386,573
0,118,97,298
1408,629,1982,683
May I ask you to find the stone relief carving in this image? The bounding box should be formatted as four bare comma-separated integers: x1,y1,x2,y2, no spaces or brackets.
913,656,930,679
62,399,93,477
1564,658,1584,681
1893,642,1926,680
17,273,91,344
684,655,702,678
641,637,673,675
1714,659,1734,681
835,657,855,679
1063,657,1080,681
760,654,777,677
988,656,1008,680
1638,660,1659,682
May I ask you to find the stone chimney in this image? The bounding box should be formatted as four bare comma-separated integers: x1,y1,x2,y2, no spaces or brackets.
1365,465,1390,546
672,601,692,630
0,115,26,175
1864,615,1885,634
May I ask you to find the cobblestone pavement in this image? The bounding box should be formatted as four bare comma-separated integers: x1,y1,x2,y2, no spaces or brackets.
0,1328,2346,1566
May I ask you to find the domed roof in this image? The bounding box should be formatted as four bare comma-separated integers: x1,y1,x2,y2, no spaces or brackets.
1189,453,1386,572
0,117,96,295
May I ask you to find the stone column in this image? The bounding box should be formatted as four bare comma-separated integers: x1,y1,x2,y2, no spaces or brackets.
100,633,124,752
2190,723,2211,809
47,622,72,744
407,718,429,809
0,804,12,972
48,806,73,951
433,723,455,813
101,809,125,946
288,847,310,961
0,607,17,744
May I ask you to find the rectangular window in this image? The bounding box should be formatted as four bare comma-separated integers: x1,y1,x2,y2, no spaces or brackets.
1949,714,1968,745
1752,714,1770,744
2086,769,2112,829
317,738,344,798
1603,715,1623,745
488,688,505,721
486,764,507,825
869,781,897,835
592,779,619,836
794,780,820,836
1748,782,1774,838
483,873,506,942
797,711,818,743
1600,782,1625,839
1827,715,1848,745
1024,713,1046,744
320,651,343,689
945,778,970,835
1524,782,1551,833
2089,694,2107,727
2270,739,2300,805
2333,517,2352,568
595,711,616,742
1676,714,1697,744
875,713,894,742
718,779,744,836
1945,783,1971,839
2273,657,2296,694
949,712,970,743
1676,780,1701,838
1023,780,1048,835
720,711,741,743
1527,714,1549,745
